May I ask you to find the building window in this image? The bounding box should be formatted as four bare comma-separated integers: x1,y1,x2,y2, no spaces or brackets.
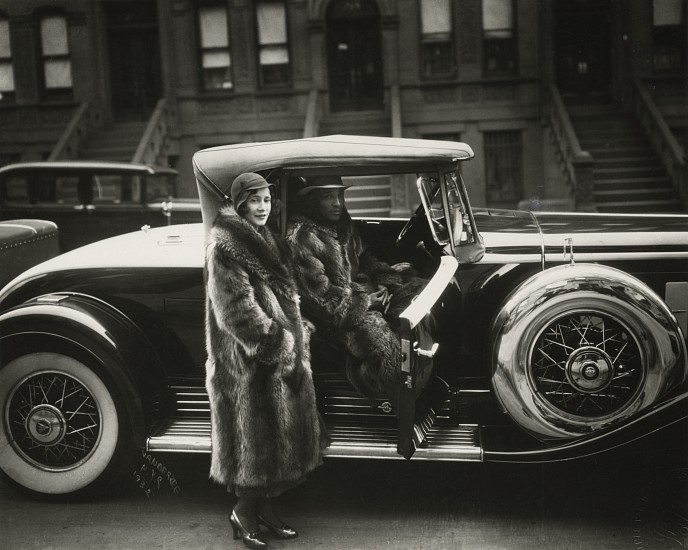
484,130,522,206
482,0,516,76
39,13,72,97
198,4,233,90
0,13,15,102
420,0,454,77
256,0,290,87
652,0,685,73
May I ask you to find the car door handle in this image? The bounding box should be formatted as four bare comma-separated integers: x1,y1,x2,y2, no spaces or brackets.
414,342,439,358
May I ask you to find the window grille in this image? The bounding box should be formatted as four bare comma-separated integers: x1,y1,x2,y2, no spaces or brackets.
484,130,522,206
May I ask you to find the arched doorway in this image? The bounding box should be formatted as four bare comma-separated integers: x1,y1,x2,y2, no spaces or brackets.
326,0,383,112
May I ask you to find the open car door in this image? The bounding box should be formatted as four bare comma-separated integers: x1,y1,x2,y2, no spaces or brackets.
397,255,459,458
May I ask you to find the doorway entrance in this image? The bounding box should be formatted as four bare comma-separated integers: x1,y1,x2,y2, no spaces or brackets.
105,2,162,121
554,0,611,103
326,0,383,112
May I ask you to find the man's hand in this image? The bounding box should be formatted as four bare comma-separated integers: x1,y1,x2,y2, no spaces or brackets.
368,285,391,310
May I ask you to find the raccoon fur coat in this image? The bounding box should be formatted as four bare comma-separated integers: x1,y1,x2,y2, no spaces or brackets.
285,213,402,397
205,206,326,491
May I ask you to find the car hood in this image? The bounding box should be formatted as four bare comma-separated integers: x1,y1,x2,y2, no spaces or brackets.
0,224,206,300
474,209,688,264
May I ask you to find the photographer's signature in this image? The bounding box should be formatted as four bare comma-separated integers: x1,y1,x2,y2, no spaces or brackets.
133,451,182,499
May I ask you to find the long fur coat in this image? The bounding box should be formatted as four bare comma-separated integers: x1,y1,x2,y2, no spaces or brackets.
205,206,325,490
285,214,402,397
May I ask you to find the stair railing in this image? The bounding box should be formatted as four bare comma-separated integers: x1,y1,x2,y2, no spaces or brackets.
48,102,93,161
133,98,177,165
303,89,320,138
548,84,595,211
629,78,686,209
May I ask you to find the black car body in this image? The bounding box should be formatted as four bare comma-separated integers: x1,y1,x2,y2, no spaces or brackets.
0,161,201,251
0,136,686,496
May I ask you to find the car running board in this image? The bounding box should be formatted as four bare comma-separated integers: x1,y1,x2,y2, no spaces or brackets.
146,418,482,461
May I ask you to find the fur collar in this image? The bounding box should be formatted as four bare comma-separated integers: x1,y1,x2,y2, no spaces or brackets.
211,205,293,287
288,213,354,245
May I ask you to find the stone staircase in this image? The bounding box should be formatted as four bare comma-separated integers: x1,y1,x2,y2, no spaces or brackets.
569,106,684,213
80,122,147,162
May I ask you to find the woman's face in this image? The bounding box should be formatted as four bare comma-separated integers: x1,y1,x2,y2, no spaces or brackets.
315,189,345,223
243,187,271,227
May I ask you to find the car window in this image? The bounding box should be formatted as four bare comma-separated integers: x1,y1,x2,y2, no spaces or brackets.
91,174,141,204
146,174,174,202
54,176,80,205
2,175,31,206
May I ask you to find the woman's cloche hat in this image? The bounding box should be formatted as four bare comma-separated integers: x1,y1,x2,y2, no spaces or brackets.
230,172,274,211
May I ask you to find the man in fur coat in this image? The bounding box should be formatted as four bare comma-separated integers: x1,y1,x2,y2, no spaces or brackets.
286,176,421,400
205,173,326,542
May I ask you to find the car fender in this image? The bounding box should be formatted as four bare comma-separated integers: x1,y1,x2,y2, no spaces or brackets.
0,292,168,446
489,263,687,439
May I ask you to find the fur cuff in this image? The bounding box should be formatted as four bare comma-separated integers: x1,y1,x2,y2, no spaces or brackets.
256,324,294,365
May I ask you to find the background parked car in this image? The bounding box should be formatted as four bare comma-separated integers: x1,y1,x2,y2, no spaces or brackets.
0,161,201,251
0,136,686,498
0,219,59,288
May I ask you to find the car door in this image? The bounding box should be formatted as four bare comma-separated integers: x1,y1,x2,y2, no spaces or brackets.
396,254,458,459
396,163,467,459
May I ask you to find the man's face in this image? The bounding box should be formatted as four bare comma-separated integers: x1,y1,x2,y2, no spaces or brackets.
316,189,345,222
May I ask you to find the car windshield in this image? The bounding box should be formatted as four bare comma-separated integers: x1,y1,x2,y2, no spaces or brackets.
444,170,472,245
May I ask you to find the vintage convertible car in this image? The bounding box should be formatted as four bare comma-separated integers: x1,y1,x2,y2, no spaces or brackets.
0,136,686,496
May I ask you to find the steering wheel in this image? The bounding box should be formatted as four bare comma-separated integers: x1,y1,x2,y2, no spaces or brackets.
396,204,425,246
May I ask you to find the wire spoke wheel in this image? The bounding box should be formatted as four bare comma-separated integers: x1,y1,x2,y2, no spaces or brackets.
530,312,644,418
7,372,102,470
0,352,126,495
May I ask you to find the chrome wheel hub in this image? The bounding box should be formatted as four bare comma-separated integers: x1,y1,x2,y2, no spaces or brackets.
566,347,613,393
26,404,66,445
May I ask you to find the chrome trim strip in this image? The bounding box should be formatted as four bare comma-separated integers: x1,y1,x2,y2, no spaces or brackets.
481,251,688,264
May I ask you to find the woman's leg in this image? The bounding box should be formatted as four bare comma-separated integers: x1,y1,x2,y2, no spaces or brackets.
257,497,298,539
233,494,260,531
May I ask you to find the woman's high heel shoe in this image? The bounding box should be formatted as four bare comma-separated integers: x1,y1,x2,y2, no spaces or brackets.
256,514,298,539
229,510,268,549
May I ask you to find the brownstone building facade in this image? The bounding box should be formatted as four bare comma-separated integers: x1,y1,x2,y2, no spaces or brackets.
0,0,685,215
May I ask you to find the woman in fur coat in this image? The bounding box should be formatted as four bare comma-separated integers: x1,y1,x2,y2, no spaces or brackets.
205,172,326,549
285,176,424,400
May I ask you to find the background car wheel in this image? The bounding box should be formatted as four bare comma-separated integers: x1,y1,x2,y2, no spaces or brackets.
0,352,131,496
490,264,686,439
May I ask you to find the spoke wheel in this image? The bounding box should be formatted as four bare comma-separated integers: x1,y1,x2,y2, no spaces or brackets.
0,352,124,496
490,264,685,439
530,311,644,419
8,372,103,470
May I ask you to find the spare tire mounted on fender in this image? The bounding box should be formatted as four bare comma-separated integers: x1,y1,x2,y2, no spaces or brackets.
490,264,686,439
